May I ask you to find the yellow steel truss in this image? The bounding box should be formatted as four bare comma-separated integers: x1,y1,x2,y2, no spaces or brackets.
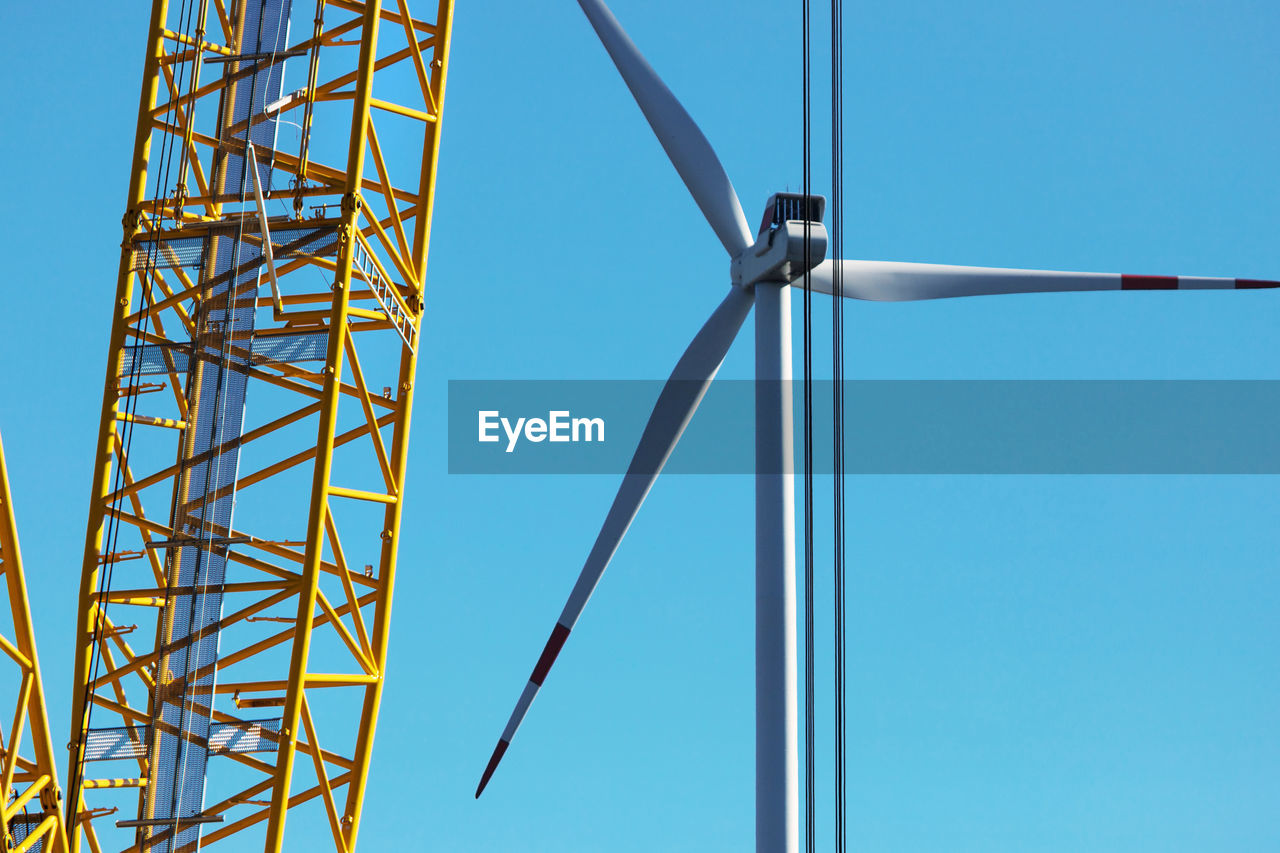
65,0,453,849
0,434,70,853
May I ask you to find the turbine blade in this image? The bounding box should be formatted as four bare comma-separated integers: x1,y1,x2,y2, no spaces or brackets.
809,259,1280,302
577,0,752,257
476,285,754,798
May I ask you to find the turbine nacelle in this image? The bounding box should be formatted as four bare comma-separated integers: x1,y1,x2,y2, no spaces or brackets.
732,193,829,289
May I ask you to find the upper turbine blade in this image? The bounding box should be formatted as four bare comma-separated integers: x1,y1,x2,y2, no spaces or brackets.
809,259,1280,302
476,285,754,798
577,0,753,257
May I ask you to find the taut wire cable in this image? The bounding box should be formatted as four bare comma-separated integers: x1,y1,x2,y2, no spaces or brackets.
831,0,848,847
800,0,817,850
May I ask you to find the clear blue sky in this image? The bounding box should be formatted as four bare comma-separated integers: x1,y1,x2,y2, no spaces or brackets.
2,0,1279,850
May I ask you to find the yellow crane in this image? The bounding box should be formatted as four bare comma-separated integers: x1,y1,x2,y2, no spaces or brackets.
0,434,70,853
61,0,454,849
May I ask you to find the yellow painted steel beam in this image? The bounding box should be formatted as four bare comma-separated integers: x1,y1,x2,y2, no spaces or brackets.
369,97,436,123
65,0,175,841
68,0,454,848
81,779,147,790
364,120,415,266
0,434,71,853
326,0,435,32
160,29,234,56
263,0,382,846
357,204,420,292
114,412,188,430
341,3,452,842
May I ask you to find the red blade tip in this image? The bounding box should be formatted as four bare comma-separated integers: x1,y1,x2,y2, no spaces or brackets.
475,739,510,799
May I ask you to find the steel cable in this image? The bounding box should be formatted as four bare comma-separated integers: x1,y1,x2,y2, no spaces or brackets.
71,0,202,816
801,0,817,851
830,0,847,847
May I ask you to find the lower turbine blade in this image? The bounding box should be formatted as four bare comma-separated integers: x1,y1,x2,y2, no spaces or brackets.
810,259,1280,301
475,286,754,798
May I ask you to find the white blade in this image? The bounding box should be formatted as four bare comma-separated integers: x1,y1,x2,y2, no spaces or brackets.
810,259,1280,302
476,285,754,798
577,0,752,256
245,143,284,313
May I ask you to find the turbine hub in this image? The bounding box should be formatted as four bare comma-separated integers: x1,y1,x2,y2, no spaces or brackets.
731,193,828,288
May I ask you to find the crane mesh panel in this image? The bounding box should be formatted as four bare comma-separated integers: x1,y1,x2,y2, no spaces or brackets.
132,237,206,271
221,0,293,198
84,720,282,761
120,331,330,376
142,238,257,852
133,224,336,275
138,2,293,848
8,813,46,852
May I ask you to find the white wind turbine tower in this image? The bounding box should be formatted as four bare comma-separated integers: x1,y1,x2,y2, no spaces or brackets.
475,1,1279,850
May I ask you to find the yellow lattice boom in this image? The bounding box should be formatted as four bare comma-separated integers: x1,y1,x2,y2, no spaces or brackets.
0,434,70,853
64,0,453,849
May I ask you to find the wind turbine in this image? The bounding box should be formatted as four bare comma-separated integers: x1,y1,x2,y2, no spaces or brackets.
475,1,1279,850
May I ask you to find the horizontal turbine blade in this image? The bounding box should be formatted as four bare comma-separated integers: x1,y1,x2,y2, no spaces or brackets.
809,260,1280,302
577,0,752,257
476,285,754,798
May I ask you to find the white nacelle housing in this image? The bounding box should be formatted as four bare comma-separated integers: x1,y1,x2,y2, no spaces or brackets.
732,193,829,288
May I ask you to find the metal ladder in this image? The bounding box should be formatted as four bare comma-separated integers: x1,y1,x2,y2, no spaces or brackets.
351,238,416,352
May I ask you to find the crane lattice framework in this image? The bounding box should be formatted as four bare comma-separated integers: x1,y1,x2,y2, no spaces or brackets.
65,0,453,850
0,435,70,853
